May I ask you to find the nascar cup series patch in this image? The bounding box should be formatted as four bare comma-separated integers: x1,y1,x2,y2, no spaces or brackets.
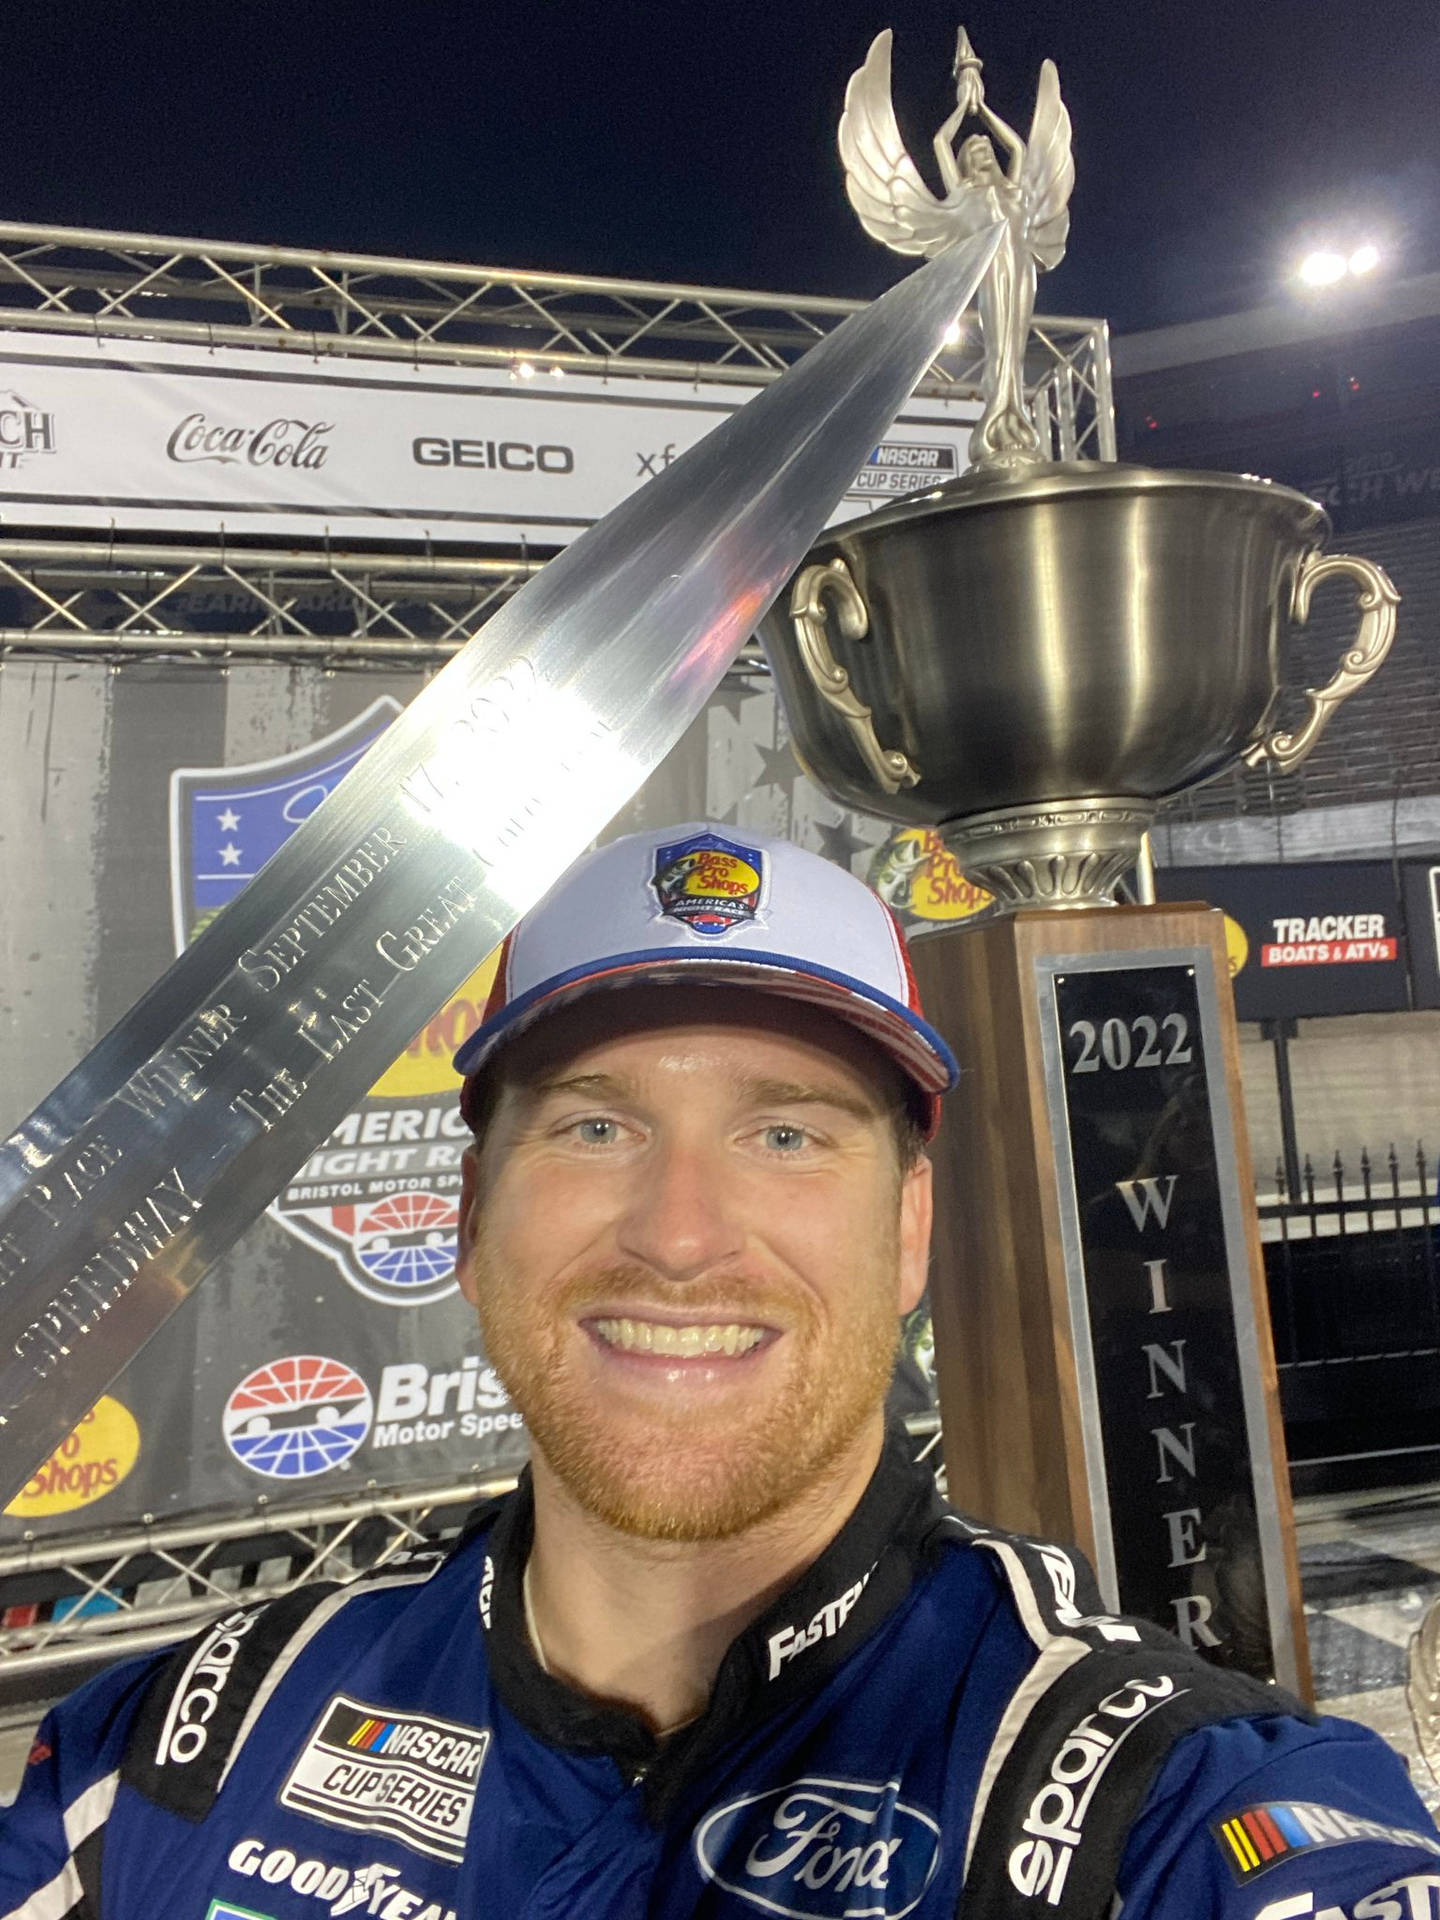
652,831,764,938
280,1694,489,1864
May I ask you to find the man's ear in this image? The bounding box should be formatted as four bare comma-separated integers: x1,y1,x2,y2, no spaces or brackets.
455,1142,481,1305
897,1154,933,1317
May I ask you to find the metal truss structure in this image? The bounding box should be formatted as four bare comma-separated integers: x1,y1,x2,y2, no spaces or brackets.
0,1418,941,1714
0,537,781,675
0,538,544,668
0,220,1115,457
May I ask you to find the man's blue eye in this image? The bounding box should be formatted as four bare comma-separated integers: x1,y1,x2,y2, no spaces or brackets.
764,1124,808,1152
575,1118,618,1145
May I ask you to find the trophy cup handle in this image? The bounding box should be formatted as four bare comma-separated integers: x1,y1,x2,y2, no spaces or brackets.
789,557,921,795
1241,551,1401,774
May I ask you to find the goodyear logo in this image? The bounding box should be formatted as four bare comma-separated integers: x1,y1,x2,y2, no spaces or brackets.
652,831,764,938
1212,1801,1440,1883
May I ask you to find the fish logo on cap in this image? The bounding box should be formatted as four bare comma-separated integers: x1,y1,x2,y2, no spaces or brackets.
652,831,764,938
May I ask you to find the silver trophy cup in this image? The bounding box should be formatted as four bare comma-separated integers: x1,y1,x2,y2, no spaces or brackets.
761,27,1398,909
760,459,1399,907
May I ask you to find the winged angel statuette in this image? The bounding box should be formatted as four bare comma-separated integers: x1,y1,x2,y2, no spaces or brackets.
840,26,1073,470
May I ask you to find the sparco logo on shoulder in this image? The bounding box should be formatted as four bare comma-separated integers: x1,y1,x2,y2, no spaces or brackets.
1007,1673,1185,1906
694,1776,941,1918
155,1606,259,1765
166,413,332,469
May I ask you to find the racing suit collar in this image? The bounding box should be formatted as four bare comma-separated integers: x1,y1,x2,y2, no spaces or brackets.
478,1420,945,1817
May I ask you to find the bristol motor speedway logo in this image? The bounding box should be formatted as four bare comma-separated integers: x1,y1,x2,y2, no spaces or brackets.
223,1357,374,1480
224,1355,523,1483
169,698,499,1305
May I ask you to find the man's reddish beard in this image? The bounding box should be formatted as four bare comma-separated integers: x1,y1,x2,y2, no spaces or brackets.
466,1249,902,1542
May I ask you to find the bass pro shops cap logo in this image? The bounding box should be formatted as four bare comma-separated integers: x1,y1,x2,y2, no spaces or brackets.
693,1777,941,1918
223,1357,373,1480
652,831,764,938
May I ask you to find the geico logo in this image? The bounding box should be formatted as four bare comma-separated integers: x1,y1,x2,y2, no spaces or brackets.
766,1565,875,1679
226,1837,457,1919
411,436,575,474
156,1607,260,1766
1252,1878,1440,1920
1007,1674,1179,1905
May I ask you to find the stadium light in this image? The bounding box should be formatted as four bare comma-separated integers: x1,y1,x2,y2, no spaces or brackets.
1299,250,1348,287
1296,240,1383,289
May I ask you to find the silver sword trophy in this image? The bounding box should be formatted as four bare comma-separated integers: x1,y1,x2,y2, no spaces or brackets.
0,208,1002,1502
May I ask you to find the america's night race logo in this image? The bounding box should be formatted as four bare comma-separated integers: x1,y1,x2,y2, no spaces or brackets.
169,699,497,1306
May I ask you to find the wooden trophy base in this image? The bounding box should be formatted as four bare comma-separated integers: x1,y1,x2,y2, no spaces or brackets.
909,902,1310,1697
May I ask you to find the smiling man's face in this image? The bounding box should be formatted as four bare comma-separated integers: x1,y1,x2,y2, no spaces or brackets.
456,986,932,1542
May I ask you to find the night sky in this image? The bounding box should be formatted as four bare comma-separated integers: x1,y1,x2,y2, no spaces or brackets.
3,0,1438,336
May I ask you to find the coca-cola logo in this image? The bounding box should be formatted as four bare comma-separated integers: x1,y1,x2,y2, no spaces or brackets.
693,1777,941,1918
166,413,332,470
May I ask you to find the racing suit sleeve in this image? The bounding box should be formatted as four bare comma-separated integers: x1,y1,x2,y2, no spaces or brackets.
0,1649,169,1919
1114,1710,1440,1919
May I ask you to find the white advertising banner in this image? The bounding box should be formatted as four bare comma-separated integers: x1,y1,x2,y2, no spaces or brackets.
0,331,980,547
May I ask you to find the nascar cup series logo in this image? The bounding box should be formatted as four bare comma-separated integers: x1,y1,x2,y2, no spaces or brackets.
693,1777,941,1918
652,830,764,937
170,698,496,1305
223,1357,374,1480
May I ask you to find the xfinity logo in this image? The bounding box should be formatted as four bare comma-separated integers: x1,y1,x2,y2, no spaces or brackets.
167,413,332,468
1007,1674,1184,1905
694,1776,941,1918
767,1566,875,1680
155,1606,259,1766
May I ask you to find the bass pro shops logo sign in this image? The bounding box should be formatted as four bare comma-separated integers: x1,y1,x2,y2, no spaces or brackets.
170,698,497,1305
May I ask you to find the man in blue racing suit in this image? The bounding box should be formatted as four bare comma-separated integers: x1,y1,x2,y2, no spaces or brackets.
4,820,1439,1920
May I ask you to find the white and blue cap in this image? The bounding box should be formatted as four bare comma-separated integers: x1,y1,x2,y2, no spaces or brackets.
453,822,958,1137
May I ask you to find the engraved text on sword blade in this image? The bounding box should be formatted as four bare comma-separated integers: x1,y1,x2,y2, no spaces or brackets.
0,226,1001,1496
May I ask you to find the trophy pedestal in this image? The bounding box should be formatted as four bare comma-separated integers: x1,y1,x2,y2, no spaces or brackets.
910,902,1311,1698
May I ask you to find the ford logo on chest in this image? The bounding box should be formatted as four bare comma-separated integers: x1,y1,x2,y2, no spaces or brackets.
693,1775,942,1918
